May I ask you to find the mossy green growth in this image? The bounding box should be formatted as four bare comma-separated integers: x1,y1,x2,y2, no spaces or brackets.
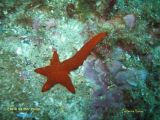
0,51,29,120
151,46,160,67
142,0,160,24
77,0,97,21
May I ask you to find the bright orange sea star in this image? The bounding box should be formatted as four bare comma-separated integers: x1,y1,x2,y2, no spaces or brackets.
34,32,107,93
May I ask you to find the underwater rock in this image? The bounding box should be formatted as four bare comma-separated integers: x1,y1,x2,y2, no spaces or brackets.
106,88,123,106
111,47,125,60
83,58,109,89
94,59,108,74
89,113,102,120
115,68,148,88
83,58,98,85
107,60,123,75
90,87,124,120
93,87,106,97
123,14,136,29
45,18,56,29
32,19,41,31
92,87,124,114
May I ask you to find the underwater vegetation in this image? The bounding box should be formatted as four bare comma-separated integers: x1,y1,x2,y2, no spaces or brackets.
0,0,160,120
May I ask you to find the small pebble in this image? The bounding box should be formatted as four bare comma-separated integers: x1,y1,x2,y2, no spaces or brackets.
123,14,136,29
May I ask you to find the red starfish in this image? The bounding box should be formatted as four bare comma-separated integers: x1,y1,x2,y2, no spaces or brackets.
34,32,107,93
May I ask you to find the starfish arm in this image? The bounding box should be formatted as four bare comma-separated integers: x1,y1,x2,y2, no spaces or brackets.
42,79,57,92
50,51,60,65
60,75,75,94
62,32,107,71
34,67,48,76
